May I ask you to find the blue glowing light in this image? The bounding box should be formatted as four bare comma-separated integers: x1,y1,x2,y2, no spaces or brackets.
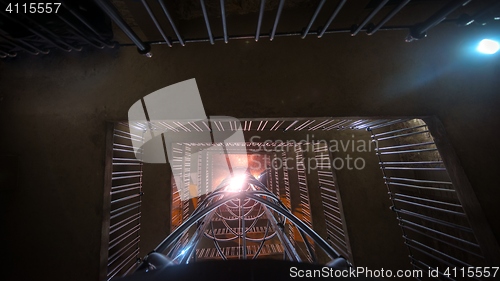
477,39,500,54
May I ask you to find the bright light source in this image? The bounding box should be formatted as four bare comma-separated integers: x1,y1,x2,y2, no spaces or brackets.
180,249,186,255
227,174,246,192
477,39,500,54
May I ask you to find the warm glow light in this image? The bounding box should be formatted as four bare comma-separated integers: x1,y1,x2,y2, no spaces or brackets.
227,174,246,192
477,39,500,54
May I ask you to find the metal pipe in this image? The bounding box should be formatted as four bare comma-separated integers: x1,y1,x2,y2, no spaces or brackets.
111,193,141,204
65,26,106,49
392,193,461,208
248,194,339,260
351,119,376,128
378,147,438,155
401,224,484,258
367,119,408,130
302,0,326,38
0,33,40,55
200,0,214,45
109,242,139,269
270,0,285,41
210,222,228,260
113,143,142,150
255,0,266,41
94,0,151,55
110,201,141,215
108,248,140,280
109,213,141,234
141,0,172,47
376,141,435,151
244,232,277,242
406,0,472,42
372,124,427,138
324,212,343,227
410,258,453,281
115,129,145,139
382,166,445,171
323,204,342,218
406,237,473,268
108,236,140,265
309,119,334,130
113,133,143,143
153,173,342,263
399,218,480,248
347,119,367,128
298,229,317,262
112,174,142,180
386,181,454,192
324,120,350,130
405,242,460,269
395,208,472,232
355,119,390,130
252,221,271,259
385,176,452,185
112,182,142,190
0,50,10,58
294,120,313,131
326,233,346,251
112,171,142,175
0,10,72,52
112,148,138,154
352,0,389,36
118,25,412,46
284,120,299,131
111,186,142,196
326,233,346,248
0,49,8,58
156,189,340,260
318,0,346,38
16,38,49,54
368,0,411,35
17,14,83,51
109,224,141,249
376,130,429,141
262,207,301,261
123,258,140,277
179,212,216,263
155,192,243,253
393,198,465,216
62,1,113,44
326,228,346,246
220,0,228,43
380,161,443,165
466,1,500,25
241,198,247,259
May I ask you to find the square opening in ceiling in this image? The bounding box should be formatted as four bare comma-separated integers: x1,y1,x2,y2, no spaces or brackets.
101,117,495,280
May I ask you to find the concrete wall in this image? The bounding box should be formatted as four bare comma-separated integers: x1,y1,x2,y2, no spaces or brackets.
1,22,499,281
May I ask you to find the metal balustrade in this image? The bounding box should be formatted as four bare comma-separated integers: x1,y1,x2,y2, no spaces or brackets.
102,122,144,281
102,117,498,280
368,118,499,280
2,0,499,58
135,172,344,272
313,141,351,261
